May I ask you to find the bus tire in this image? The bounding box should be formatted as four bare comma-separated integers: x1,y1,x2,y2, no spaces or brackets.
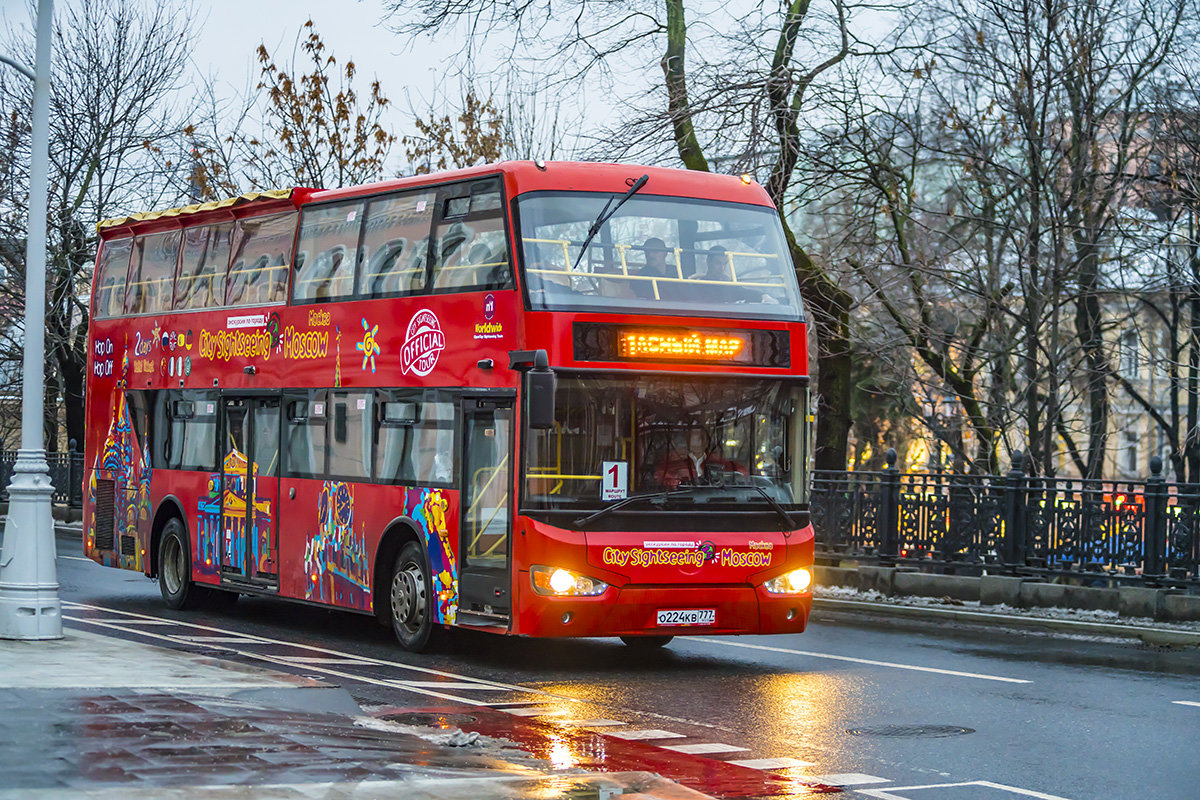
389,541,438,652
620,635,673,649
158,518,207,610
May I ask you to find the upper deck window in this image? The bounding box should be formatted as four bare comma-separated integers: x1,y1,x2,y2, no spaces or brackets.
515,192,805,321
357,190,436,297
93,237,132,319
293,201,364,303
431,179,511,292
175,222,233,310
226,212,296,306
126,230,181,315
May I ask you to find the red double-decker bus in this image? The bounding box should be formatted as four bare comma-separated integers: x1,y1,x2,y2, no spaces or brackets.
82,161,814,651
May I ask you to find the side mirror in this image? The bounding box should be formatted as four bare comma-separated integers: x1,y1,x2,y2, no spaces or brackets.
527,361,556,430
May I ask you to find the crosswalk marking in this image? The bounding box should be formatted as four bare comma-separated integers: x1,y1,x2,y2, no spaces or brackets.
602,728,686,740
810,773,890,786
728,757,814,770
663,742,750,755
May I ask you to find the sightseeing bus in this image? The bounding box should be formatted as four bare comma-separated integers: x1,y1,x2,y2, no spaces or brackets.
82,161,815,651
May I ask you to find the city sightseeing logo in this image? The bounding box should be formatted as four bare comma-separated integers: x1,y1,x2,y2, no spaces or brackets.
400,309,446,376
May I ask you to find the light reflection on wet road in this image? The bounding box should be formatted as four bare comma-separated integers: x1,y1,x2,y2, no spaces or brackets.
56,535,1200,799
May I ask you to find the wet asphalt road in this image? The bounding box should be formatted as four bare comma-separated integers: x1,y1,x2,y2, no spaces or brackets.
54,532,1200,800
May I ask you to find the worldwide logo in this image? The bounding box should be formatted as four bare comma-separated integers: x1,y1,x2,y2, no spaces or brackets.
401,309,446,376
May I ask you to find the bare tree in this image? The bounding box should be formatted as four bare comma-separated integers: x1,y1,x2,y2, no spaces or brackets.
0,0,199,449
383,0,894,469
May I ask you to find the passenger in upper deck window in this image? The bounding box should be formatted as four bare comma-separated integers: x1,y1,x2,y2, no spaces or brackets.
635,237,677,299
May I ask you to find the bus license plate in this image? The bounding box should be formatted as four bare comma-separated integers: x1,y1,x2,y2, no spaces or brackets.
656,608,716,627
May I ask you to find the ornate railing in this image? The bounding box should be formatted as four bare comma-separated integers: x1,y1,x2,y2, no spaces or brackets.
0,451,85,508
812,452,1199,586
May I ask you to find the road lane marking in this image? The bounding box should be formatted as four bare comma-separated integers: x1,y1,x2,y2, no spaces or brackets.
663,742,750,755
728,757,814,770
394,680,510,690
1172,700,1200,708
561,718,625,727
62,601,583,700
860,780,1070,799
502,706,564,716
59,555,94,562
810,773,890,786
691,637,1031,684
603,729,686,740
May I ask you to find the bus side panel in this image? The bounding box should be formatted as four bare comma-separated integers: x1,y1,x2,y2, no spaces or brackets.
169,470,223,587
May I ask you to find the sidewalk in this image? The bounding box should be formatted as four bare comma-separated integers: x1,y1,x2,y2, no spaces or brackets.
0,628,710,799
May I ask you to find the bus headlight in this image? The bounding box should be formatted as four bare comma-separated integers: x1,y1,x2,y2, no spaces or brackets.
531,565,609,597
764,568,812,595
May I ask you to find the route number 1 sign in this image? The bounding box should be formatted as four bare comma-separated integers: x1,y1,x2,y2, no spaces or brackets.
601,461,628,501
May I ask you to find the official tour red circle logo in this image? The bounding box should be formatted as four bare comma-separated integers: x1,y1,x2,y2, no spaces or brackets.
401,309,446,376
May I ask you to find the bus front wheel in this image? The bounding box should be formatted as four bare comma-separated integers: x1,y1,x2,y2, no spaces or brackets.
389,542,438,652
158,518,206,610
620,635,673,649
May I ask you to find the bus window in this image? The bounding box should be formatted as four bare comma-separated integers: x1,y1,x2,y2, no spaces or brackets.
126,230,181,315
293,201,364,303
165,390,218,471
94,237,133,319
284,392,327,479
175,223,233,310
227,212,297,306
358,191,436,297
431,180,510,291
327,390,373,480
376,391,455,486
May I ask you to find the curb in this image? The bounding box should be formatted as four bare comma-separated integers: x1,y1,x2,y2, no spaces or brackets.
812,597,1200,647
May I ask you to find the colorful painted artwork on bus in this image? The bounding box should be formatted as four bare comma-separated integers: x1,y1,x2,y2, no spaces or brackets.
412,488,457,625
86,351,151,572
194,448,272,579
304,481,371,609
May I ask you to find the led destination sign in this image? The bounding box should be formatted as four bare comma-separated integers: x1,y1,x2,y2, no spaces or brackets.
573,322,790,368
617,330,744,360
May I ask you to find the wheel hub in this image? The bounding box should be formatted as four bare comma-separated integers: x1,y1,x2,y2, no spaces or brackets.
391,562,426,633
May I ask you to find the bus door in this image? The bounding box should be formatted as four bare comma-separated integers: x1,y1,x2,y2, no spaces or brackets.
220,396,280,586
458,396,514,622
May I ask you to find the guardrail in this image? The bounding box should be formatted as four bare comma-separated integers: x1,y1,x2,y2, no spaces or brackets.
0,450,84,508
812,451,1199,587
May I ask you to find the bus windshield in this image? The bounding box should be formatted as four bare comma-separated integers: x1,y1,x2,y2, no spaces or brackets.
524,375,810,514
515,192,805,320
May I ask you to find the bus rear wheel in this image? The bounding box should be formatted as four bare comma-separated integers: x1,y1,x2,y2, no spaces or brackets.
620,635,673,649
158,518,207,610
389,541,438,652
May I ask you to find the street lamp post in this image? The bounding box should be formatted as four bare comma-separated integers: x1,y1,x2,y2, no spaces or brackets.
0,0,60,640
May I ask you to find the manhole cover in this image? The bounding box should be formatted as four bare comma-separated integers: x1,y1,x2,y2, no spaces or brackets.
386,712,478,727
847,724,975,738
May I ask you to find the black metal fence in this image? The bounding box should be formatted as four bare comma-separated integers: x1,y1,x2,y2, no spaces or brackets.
0,451,85,508
812,452,1200,587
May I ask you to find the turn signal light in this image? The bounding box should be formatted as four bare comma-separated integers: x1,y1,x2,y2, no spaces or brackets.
531,565,609,597
764,568,812,595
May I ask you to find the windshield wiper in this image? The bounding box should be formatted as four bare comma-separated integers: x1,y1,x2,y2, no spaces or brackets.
573,487,669,528
571,174,650,270
751,485,796,530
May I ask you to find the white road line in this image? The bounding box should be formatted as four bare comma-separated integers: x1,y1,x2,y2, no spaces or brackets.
62,600,585,702
602,729,686,740
63,614,504,707
59,555,94,563
728,757,814,770
273,656,374,665
394,681,510,690
174,635,264,644
560,718,625,727
1172,700,1200,708
663,742,750,755
810,773,890,786
691,637,1031,684
502,706,564,717
860,780,1070,800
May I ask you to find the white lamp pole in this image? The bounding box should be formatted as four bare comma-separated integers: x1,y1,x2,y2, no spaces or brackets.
0,0,60,640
